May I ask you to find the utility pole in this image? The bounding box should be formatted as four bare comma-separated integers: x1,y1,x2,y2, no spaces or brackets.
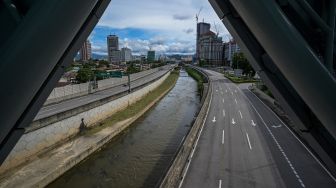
128,73,131,93
88,80,91,94
88,75,98,94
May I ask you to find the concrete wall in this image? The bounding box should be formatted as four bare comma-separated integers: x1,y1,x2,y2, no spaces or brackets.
0,70,171,175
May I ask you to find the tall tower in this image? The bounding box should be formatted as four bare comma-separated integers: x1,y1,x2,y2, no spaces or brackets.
107,35,119,63
121,47,132,62
79,39,91,61
147,50,155,63
196,22,210,62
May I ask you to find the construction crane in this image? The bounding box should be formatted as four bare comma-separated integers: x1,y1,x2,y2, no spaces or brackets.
195,7,203,23
213,22,219,36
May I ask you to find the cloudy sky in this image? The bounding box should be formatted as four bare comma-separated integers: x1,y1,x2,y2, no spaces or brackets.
90,0,231,55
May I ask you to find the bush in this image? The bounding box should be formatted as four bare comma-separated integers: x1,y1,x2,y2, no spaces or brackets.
126,63,140,74
185,67,205,96
76,68,94,83
232,52,255,77
224,73,257,83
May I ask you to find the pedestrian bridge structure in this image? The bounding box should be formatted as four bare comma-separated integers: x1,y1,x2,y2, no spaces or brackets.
0,0,335,179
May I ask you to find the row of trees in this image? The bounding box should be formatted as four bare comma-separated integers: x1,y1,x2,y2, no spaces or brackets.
76,68,94,83
232,52,255,77
74,60,110,83
74,59,167,83
198,52,255,77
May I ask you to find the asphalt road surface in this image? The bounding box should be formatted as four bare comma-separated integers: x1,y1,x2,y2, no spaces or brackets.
35,68,171,120
181,69,336,188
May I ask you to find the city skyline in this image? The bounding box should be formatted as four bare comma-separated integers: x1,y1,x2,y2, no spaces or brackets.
89,0,231,56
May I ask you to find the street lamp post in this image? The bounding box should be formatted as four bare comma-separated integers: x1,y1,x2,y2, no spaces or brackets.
128,73,131,93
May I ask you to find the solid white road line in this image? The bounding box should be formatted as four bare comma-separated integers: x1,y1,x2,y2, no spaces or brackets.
219,179,222,188
222,130,225,144
42,107,59,112
178,83,213,188
244,93,305,187
223,109,225,117
247,90,336,182
235,98,238,104
239,110,243,119
246,132,252,150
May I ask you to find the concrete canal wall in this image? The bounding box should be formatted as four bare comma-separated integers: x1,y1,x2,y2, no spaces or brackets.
160,66,212,188
0,70,171,175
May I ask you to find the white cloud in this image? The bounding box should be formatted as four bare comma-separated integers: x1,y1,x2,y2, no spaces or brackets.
173,14,193,20
183,28,194,34
118,38,195,55
93,0,230,54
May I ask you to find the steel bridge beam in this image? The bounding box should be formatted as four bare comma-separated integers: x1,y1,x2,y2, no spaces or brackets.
0,0,111,164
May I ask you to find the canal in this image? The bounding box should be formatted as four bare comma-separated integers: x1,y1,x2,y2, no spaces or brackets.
48,69,200,188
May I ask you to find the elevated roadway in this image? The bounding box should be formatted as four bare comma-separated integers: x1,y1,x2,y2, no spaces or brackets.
35,67,172,121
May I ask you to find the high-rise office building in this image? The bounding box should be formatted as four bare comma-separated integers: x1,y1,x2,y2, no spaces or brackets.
147,50,155,63
224,40,240,66
121,47,132,62
197,22,211,37
196,22,211,61
107,35,119,63
199,31,224,67
140,55,147,62
110,50,121,64
79,40,91,61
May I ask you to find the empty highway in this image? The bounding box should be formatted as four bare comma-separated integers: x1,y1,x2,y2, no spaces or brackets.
181,69,336,188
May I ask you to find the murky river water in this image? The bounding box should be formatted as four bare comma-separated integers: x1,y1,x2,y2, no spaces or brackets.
48,70,199,188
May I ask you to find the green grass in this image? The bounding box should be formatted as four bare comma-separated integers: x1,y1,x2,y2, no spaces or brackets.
224,73,258,83
256,83,274,98
85,70,180,135
185,67,205,96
